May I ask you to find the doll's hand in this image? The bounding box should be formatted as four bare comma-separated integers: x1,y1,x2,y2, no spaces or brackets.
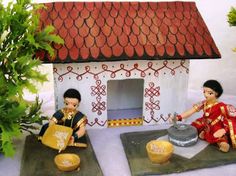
213,129,226,138
68,136,74,145
169,115,175,124
49,120,56,126
169,114,182,124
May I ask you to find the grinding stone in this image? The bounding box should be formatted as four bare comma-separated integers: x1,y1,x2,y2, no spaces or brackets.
167,124,198,147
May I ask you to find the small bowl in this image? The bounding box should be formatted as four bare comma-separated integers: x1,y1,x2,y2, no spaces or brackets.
146,140,174,164
54,153,80,171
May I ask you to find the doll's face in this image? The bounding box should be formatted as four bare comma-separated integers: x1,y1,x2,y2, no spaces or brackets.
203,87,217,102
64,97,79,111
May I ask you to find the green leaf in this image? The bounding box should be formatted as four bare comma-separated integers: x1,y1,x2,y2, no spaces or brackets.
228,7,236,26
227,7,236,52
2,140,15,157
1,123,21,157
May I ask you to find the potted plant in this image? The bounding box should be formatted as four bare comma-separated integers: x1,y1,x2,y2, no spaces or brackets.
0,0,63,157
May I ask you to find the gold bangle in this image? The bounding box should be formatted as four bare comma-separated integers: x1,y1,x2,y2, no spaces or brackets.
193,105,200,112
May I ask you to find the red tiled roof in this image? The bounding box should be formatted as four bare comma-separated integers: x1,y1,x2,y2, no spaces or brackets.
37,1,221,63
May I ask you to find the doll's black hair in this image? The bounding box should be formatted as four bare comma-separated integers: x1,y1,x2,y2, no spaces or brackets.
63,88,81,102
203,80,223,98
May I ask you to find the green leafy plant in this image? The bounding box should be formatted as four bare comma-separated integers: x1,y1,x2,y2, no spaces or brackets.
228,7,236,52
0,0,63,157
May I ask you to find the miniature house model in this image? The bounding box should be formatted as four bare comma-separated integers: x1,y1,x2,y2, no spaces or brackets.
38,2,220,128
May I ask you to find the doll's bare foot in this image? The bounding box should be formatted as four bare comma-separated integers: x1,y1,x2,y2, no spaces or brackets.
199,131,205,139
218,142,230,152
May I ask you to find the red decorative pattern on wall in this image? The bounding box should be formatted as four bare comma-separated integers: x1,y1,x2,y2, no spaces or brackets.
144,82,160,122
86,118,107,127
91,80,106,115
53,60,188,82
37,1,221,63
143,113,172,123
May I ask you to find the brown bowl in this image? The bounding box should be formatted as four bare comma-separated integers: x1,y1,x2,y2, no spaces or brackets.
54,153,80,171
146,140,174,164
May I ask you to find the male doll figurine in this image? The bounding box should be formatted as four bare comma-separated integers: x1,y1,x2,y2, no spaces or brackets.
39,88,87,148
175,80,236,152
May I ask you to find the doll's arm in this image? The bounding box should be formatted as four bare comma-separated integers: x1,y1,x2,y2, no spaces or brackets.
69,124,86,145
177,102,204,121
75,125,86,138
49,110,64,126
180,108,197,119
171,107,197,122
73,115,87,139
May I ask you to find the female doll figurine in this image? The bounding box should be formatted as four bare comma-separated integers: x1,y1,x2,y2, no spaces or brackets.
39,88,87,148
176,80,236,152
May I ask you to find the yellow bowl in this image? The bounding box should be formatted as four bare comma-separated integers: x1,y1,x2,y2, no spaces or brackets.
146,140,174,164
54,153,80,171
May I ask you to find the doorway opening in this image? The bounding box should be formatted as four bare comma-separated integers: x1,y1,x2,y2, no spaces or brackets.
107,79,144,127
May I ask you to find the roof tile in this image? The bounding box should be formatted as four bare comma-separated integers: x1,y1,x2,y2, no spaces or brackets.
156,45,165,57
85,2,95,11
90,24,99,37
185,43,194,55
123,25,131,36
69,26,78,38
58,26,68,38
113,43,123,57
125,44,134,58
101,44,112,58
85,34,95,48
145,44,155,57
148,33,157,45
95,33,106,48
75,35,84,48
130,33,138,47
135,44,144,57
70,46,79,60
54,17,63,29
113,2,121,10
169,25,178,35
80,46,90,59
65,2,73,11
168,33,177,45
194,43,203,56
115,15,124,27
64,17,73,29
69,8,79,20
166,42,175,56
65,35,73,49
90,46,100,59
119,33,128,47
176,43,185,56
59,8,68,19
125,16,133,26
58,46,68,61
